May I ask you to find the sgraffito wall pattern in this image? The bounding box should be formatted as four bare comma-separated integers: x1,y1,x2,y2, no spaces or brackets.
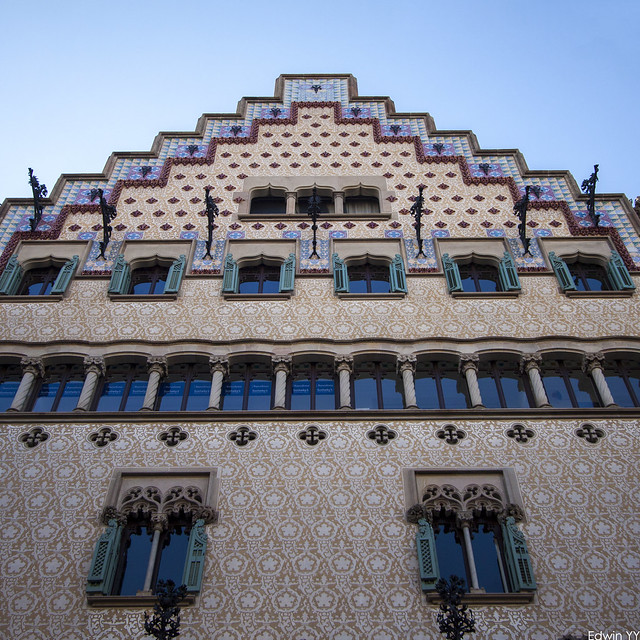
0,417,638,640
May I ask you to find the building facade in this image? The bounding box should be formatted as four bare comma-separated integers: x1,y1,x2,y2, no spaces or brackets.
0,74,639,640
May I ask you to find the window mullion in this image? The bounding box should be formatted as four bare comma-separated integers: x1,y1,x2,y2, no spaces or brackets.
120,368,134,412
143,524,163,592
375,364,384,409
460,524,480,590
52,368,68,412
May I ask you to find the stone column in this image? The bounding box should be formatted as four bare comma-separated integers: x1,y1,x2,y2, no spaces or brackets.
334,191,345,215
335,356,353,409
520,354,551,407
141,513,168,594
457,511,480,590
398,355,417,408
286,191,297,215
207,357,228,411
140,357,167,411
272,356,291,409
74,356,105,411
583,353,616,407
459,355,483,408
8,357,44,412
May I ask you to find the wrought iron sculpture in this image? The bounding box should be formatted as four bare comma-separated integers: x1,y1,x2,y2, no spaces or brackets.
435,576,476,640
94,189,117,259
203,187,219,259
514,185,532,255
143,580,187,640
28,168,48,232
581,164,599,227
409,185,426,257
306,186,322,259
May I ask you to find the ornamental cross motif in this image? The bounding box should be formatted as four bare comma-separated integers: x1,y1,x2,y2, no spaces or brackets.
506,424,535,443
366,424,397,445
436,425,466,445
298,425,327,446
89,427,119,448
19,427,49,448
159,427,188,447
228,426,257,447
575,423,605,444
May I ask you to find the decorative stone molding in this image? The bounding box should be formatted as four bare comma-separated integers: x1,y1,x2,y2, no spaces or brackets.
520,354,551,407
366,424,397,445
459,355,483,408
8,357,45,412
335,355,353,409
583,353,616,407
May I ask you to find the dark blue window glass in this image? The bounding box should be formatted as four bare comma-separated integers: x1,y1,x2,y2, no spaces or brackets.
222,363,273,411
95,363,148,412
156,526,190,587
477,361,531,409
458,262,500,292
157,363,211,411
31,363,84,412
542,359,600,408
416,361,469,409
347,263,390,294
130,266,167,295
238,265,280,294
471,525,505,593
354,361,403,409
435,529,468,591
118,526,153,596
0,379,19,412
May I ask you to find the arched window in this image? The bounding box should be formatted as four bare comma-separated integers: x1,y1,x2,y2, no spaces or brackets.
541,357,601,408
603,357,640,407
130,265,169,295
458,262,500,292
221,361,273,411
0,363,21,412
566,260,612,291
347,262,391,294
0,255,79,297
353,360,404,410
156,362,211,411
30,362,84,412
343,187,380,214
16,266,60,295
288,361,336,410
333,254,407,294
414,360,469,409
94,362,149,412
477,359,533,408
296,189,334,214
222,253,296,295
442,252,520,294
238,264,281,294
109,255,187,296
249,188,287,214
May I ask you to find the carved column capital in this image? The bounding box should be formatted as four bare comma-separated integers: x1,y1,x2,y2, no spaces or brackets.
147,356,168,377
458,354,479,375
209,356,228,376
100,505,127,526
583,352,606,374
455,510,475,528
83,356,105,377
273,356,292,375
150,513,169,532
335,355,353,374
20,357,44,378
397,355,416,374
520,353,542,374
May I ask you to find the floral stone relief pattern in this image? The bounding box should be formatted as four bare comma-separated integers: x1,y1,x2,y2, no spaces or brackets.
0,418,638,639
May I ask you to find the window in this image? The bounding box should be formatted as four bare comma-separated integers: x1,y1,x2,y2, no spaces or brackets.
477,360,533,409
109,255,186,296
343,186,380,214
296,188,334,214
603,357,640,407
221,361,273,410
0,363,21,412
222,253,295,295
289,361,337,410
549,250,635,293
30,363,84,412
94,363,149,412
86,470,217,602
353,360,404,410
0,255,79,296
156,363,211,411
442,252,520,293
406,471,535,601
249,189,286,214
333,254,407,294
414,360,469,409
541,358,601,408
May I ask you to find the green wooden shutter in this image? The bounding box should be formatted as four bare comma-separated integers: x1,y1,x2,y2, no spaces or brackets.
332,253,349,293
108,255,131,294
389,254,408,293
442,253,462,292
164,254,187,294
279,253,296,292
548,251,576,291
607,250,635,290
86,519,122,595
182,519,208,592
501,516,536,591
50,255,79,295
498,252,521,291
416,519,440,591
221,254,239,293
0,256,23,295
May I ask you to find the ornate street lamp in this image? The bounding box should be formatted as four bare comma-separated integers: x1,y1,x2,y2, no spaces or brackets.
95,189,117,259
203,187,219,259
514,185,532,255
410,185,426,258
143,579,187,640
581,164,599,227
306,186,322,259
435,576,475,640
28,168,47,232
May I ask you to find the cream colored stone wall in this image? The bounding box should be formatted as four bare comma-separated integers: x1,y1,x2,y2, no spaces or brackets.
0,417,638,640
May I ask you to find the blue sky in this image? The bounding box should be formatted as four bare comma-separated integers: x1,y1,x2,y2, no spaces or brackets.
1,0,638,203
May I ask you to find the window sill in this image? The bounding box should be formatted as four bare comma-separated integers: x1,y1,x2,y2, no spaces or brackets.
108,293,179,301
222,292,292,300
564,289,634,298
336,292,405,300
450,290,520,299
0,294,63,302
425,591,535,605
87,593,196,608
238,212,392,222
